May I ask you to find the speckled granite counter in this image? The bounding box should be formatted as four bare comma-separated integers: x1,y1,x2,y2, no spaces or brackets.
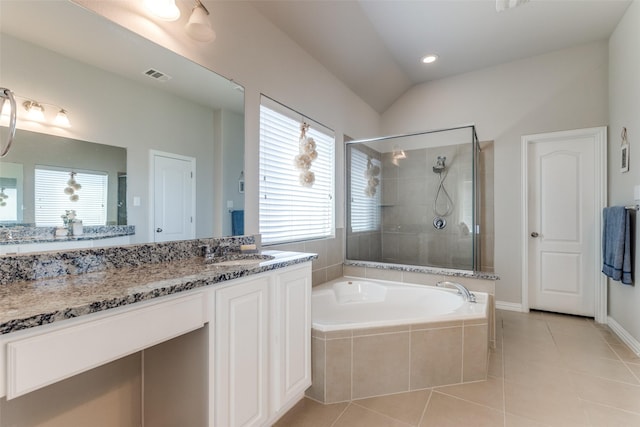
0,250,316,335
344,260,499,280
0,225,135,245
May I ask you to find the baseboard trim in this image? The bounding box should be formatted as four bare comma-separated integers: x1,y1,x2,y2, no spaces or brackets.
496,301,524,312
607,316,640,356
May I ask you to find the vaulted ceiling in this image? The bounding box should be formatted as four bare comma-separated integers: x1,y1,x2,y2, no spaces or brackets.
249,0,632,113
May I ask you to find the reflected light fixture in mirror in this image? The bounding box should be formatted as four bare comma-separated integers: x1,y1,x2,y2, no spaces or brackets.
186,0,215,42
144,0,181,21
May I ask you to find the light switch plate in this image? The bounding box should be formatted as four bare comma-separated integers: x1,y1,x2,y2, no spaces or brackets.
634,185,640,201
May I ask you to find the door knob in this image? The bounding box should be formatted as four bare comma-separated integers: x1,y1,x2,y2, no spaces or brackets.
531,232,539,238
156,228,163,233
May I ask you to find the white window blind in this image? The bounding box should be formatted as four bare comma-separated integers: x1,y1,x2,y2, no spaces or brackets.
259,97,335,245
350,149,381,232
35,167,108,226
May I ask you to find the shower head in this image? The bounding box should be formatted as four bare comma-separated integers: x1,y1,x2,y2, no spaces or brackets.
433,156,446,173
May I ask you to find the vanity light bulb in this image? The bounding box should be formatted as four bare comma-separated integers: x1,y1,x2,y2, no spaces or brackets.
70,194,79,202
0,202,6,207
185,3,215,42
0,100,11,117
67,178,76,186
72,183,82,191
55,109,71,127
64,187,75,195
25,101,45,121
144,0,181,21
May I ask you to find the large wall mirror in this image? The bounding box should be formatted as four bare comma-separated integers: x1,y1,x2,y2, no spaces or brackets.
0,0,244,244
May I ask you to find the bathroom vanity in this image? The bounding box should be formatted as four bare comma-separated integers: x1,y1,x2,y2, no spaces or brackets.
0,238,314,427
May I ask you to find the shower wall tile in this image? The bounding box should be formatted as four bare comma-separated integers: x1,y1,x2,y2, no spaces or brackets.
326,228,344,266
402,271,441,286
343,265,366,278
365,267,402,282
381,178,398,205
326,264,344,282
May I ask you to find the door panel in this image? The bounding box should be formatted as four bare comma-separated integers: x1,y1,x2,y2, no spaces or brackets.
152,153,195,242
528,133,596,316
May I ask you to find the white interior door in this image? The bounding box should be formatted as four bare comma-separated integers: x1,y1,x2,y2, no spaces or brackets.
525,128,606,317
151,151,195,243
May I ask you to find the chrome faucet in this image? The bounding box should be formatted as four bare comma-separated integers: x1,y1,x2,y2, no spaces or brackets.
436,281,477,303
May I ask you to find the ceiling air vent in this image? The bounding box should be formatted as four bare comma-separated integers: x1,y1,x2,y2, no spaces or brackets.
143,68,172,82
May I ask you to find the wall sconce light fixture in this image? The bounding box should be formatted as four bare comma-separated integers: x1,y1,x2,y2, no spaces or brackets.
13,97,71,128
185,0,215,42
144,0,181,21
23,101,45,121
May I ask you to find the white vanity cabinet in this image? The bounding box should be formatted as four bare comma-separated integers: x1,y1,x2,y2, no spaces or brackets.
213,263,312,427
0,291,207,400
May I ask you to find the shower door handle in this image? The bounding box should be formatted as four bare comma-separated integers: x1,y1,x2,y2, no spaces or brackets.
530,232,539,238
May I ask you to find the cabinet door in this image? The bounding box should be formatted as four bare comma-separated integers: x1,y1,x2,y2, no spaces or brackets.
215,277,270,427
273,265,312,413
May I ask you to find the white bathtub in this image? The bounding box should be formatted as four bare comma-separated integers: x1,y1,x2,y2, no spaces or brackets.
312,278,487,332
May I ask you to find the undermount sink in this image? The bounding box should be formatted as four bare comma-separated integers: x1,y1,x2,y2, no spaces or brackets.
206,253,275,267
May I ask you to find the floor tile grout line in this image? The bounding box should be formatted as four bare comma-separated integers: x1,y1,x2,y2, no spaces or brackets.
500,316,507,427
578,397,640,417
328,402,352,427
349,401,419,426
416,389,433,426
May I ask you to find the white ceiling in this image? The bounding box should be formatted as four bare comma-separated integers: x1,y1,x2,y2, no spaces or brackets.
249,0,632,113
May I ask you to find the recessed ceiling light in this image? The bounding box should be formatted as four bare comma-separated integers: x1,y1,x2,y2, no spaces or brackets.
421,54,438,64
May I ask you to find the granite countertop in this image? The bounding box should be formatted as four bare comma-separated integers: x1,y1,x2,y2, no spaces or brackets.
0,226,135,245
0,250,316,335
344,260,500,281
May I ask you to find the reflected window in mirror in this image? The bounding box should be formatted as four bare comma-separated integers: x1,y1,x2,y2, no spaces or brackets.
0,162,23,223
35,167,108,226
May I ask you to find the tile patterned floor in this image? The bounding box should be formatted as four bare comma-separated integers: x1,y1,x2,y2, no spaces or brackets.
274,310,640,427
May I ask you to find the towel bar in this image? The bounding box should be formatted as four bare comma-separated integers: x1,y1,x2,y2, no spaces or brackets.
624,204,639,211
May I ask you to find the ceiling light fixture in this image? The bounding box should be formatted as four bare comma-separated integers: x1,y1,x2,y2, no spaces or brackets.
185,0,216,42
421,54,438,64
144,0,181,21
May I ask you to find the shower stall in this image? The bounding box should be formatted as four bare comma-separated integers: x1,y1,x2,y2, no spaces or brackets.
346,125,486,272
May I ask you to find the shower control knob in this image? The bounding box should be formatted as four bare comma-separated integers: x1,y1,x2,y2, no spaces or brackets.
530,232,539,238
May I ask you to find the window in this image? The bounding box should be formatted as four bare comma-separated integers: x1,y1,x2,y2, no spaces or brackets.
349,148,381,232
259,97,335,245
35,167,108,226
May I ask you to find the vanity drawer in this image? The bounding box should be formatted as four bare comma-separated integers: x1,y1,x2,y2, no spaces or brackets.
6,293,206,399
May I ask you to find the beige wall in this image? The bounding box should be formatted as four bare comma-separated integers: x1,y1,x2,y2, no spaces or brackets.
74,0,382,237
608,0,640,343
381,41,609,305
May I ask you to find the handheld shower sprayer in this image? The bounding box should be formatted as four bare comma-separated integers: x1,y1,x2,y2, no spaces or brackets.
432,155,454,218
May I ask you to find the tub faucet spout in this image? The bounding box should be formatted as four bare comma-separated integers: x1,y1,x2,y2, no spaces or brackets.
436,281,476,303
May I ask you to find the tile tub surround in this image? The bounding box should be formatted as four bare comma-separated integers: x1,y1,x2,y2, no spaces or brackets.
307,317,489,404
343,261,498,348
0,225,135,245
0,237,316,334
